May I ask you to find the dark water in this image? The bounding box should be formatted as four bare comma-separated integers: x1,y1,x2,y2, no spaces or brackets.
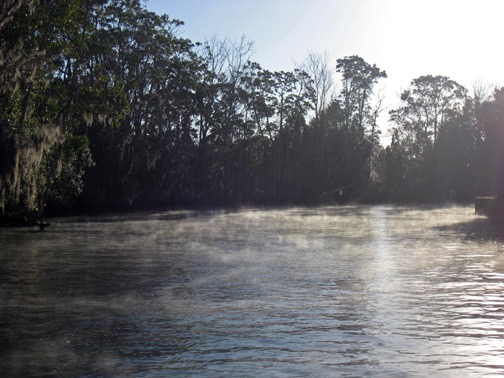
1,205,504,377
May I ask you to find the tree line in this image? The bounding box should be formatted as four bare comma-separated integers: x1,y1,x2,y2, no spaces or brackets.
1,0,503,223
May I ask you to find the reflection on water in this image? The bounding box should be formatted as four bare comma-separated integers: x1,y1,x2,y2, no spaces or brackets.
1,205,504,376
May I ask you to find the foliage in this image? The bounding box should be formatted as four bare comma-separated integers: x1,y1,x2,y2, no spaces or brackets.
1,0,503,220
336,55,387,135
385,77,502,202
43,134,94,212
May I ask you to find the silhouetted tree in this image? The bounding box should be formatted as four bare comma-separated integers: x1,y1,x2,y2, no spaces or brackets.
4,0,501,217
390,75,467,155
386,75,468,201
336,56,387,135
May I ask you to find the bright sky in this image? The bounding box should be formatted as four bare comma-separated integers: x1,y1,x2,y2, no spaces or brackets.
146,0,504,139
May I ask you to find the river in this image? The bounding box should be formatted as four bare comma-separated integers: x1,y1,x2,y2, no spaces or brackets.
1,205,504,377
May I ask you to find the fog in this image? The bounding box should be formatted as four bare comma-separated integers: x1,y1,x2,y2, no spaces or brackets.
1,205,504,376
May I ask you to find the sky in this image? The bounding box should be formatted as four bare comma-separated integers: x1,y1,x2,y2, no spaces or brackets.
145,0,504,139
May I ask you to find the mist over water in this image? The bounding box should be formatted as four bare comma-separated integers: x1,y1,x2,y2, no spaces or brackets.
1,205,504,376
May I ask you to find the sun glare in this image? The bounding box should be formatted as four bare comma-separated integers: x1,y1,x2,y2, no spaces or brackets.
379,0,504,87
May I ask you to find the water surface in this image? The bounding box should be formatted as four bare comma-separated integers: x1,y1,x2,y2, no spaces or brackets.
1,205,504,376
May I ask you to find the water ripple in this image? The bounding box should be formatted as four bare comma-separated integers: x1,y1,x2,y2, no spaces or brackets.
1,205,504,376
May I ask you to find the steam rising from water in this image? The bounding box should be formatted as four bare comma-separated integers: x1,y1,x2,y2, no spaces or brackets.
1,205,504,376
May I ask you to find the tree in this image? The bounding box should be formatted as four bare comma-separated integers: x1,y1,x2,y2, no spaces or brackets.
298,50,334,123
0,0,102,219
330,56,387,196
386,75,469,201
390,75,467,153
336,55,387,136
75,0,205,208
40,135,94,215
194,35,257,203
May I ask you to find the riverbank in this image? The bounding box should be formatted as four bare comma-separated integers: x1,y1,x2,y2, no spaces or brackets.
0,214,37,228
475,196,503,217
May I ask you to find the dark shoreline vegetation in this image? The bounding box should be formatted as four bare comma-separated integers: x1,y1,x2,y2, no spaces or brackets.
1,0,504,225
